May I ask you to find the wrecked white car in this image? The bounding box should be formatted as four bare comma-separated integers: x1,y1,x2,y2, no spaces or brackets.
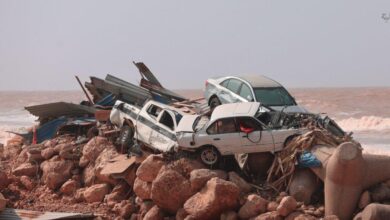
176,102,305,165
204,75,307,113
110,100,186,153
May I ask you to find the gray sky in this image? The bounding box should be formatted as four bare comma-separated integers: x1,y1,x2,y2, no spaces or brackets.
1,0,390,90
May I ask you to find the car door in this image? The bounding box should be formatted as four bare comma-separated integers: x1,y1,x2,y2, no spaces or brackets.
217,79,233,104
206,118,241,155
136,103,161,145
225,79,247,103
238,83,255,102
236,117,275,153
149,110,177,152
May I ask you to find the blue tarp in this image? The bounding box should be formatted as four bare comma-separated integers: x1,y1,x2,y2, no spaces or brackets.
36,117,68,143
298,151,321,168
95,93,117,107
34,117,96,143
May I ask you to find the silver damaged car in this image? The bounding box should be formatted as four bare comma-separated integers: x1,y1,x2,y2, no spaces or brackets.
204,75,307,113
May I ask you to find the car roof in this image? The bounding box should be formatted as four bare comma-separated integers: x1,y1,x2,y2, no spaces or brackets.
210,102,261,121
234,75,281,88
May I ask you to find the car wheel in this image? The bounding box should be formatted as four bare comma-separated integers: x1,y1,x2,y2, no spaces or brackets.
199,146,220,166
209,97,221,111
119,125,134,153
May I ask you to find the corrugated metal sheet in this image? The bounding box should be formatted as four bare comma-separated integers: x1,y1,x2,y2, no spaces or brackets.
140,79,187,102
0,208,94,220
133,62,162,87
90,76,152,106
25,102,96,119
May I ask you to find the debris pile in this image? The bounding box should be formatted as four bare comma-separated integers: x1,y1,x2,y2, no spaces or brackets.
1,62,390,220
3,130,390,220
0,134,325,219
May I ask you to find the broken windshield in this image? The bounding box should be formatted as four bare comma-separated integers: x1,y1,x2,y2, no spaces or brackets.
254,87,296,106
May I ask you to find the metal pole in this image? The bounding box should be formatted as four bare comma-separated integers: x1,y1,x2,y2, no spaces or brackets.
75,75,94,104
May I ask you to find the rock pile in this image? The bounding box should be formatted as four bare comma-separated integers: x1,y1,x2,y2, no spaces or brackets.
0,134,326,219
131,154,327,220
2,134,390,219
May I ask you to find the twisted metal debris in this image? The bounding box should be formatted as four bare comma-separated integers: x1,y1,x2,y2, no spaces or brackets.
266,125,352,192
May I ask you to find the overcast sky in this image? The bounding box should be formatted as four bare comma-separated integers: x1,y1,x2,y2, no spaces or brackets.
1,0,390,90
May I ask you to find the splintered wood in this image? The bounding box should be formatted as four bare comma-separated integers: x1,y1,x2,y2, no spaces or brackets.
266,128,351,192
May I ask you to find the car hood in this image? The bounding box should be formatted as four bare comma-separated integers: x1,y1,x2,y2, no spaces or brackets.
176,115,199,133
269,105,308,113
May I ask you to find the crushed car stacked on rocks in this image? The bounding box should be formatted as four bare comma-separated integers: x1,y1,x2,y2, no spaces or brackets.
2,62,390,220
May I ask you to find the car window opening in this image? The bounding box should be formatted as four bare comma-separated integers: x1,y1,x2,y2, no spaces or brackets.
226,79,242,94
159,111,174,130
237,117,261,133
147,105,162,118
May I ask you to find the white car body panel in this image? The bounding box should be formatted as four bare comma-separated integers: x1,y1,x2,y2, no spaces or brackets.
176,115,199,133
177,102,304,155
110,100,181,152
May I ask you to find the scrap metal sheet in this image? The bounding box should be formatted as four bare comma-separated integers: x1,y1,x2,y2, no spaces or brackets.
25,102,96,119
101,155,136,175
0,208,94,220
133,62,162,87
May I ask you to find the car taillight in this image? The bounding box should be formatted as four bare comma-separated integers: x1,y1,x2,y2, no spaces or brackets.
205,80,208,87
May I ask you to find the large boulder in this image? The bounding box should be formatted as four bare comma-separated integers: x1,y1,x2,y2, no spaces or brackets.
164,157,205,178
40,157,74,189
238,194,269,219
133,177,152,200
190,169,227,192
251,211,283,220
79,137,109,166
59,144,79,160
276,196,298,217
228,171,252,194
143,205,165,220
184,177,240,220
82,163,95,186
83,183,110,203
41,147,55,160
94,147,119,185
136,154,165,182
12,163,39,177
54,143,71,154
81,144,119,186
105,182,131,205
27,146,44,163
60,179,80,195
151,168,193,213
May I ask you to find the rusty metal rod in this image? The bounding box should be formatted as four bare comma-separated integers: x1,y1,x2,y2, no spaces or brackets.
75,75,94,105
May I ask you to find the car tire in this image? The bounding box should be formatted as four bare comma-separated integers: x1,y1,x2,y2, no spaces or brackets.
198,146,220,166
119,125,134,152
209,97,221,111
